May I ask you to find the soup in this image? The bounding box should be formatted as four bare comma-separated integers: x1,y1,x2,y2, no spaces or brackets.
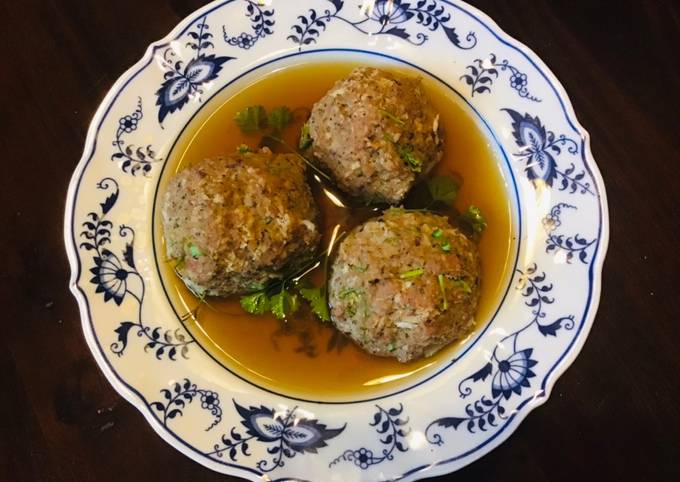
155,61,514,400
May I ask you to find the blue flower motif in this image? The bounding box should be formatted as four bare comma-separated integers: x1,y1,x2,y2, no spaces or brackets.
118,115,139,133
370,0,412,25
509,72,528,90
235,32,256,49
352,448,374,469
330,404,409,470
542,214,559,233
90,249,129,305
491,349,537,399
201,390,220,411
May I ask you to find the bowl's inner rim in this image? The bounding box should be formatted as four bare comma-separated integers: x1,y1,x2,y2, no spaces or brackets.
149,48,523,405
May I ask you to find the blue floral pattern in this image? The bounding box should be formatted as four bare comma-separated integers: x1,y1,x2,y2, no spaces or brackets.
462,54,540,101
156,17,235,124
426,264,575,440
111,98,162,175
223,0,275,49
330,404,410,470
543,203,597,264
504,109,593,195
150,378,222,431
80,179,193,360
208,401,345,472
289,0,476,50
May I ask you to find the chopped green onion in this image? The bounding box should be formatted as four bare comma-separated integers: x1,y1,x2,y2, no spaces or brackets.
451,279,472,294
399,267,425,279
187,243,203,259
383,134,423,173
379,109,406,127
438,274,448,311
441,241,452,253
237,144,251,154
432,228,443,239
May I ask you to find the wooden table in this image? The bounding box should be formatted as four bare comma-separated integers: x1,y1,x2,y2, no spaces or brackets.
2,1,679,480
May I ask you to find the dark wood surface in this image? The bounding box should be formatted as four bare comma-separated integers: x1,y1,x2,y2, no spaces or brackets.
2,0,679,480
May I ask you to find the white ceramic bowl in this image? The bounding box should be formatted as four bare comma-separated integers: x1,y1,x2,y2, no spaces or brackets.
65,1,608,480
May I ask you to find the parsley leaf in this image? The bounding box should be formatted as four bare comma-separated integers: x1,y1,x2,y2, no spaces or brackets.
462,205,487,233
269,106,293,134
299,121,312,150
270,288,299,320
234,105,267,133
427,176,460,205
299,286,330,322
240,291,270,315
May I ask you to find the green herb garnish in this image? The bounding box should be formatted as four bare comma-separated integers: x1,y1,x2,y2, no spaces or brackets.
299,286,330,322
384,134,423,173
427,176,460,205
451,279,472,294
187,243,203,259
395,144,422,173
399,267,425,279
462,205,487,234
234,105,268,133
432,228,443,239
299,121,312,150
441,241,452,253
269,106,293,134
237,144,251,154
438,274,448,311
240,291,270,315
379,108,406,127
387,343,396,352
339,288,362,317
270,288,299,320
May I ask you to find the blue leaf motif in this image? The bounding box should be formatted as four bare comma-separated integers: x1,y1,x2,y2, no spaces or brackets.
284,419,344,453
234,403,280,442
210,401,344,472
503,109,557,186
185,55,224,84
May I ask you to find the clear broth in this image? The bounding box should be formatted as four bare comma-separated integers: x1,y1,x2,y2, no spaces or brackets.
156,61,514,399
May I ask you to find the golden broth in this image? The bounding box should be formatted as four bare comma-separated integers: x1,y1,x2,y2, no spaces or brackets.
156,61,514,399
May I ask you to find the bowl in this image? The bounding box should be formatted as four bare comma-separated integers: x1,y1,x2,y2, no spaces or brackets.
65,1,608,480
